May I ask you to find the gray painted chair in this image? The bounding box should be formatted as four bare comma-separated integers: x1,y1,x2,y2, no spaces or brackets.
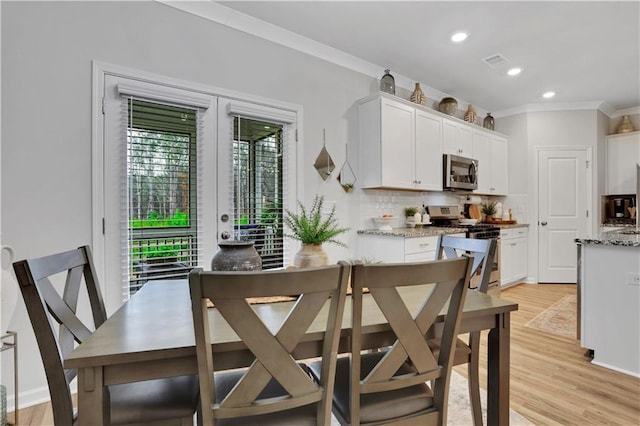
13,245,199,425
435,235,497,426
189,261,349,425
310,256,473,425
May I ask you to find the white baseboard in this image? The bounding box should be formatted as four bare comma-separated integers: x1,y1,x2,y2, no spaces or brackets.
7,385,51,413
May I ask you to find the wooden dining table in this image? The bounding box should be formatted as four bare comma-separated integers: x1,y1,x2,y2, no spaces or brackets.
65,279,518,425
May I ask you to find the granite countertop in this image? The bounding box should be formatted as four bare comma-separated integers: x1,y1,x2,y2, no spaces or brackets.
357,226,467,238
576,228,640,247
495,223,529,229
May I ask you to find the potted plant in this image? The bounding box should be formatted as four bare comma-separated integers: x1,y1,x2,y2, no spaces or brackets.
284,195,349,267
481,201,498,221
404,206,418,219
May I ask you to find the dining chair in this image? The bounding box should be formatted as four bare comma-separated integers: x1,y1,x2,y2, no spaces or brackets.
12,245,199,425
188,261,350,425
310,256,473,426
434,234,497,426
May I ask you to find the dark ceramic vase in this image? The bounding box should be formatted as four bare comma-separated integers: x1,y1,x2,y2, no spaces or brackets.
483,113,495,130
380,69,396,95
211,240,262,271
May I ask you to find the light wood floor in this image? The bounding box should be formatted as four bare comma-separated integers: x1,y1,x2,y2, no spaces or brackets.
12,283,640,425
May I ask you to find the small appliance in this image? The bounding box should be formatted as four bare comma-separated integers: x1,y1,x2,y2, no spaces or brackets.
443,154,478,191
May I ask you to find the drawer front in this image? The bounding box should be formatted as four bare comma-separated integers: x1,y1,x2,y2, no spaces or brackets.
405,251,436,262
405,236,438,254
502,227,527,240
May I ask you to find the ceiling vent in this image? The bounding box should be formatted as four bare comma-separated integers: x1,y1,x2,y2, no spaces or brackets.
482,53,510,68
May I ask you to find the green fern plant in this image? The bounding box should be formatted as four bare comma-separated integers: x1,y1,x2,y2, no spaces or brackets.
284,195,349,247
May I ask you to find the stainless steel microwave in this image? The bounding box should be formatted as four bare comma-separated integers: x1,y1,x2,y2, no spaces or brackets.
443,154,478,191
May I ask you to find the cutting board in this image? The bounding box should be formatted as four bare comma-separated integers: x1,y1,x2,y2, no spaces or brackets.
469,204,482,220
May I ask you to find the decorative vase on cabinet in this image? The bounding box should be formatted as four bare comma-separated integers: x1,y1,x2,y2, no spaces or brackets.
438,97,458,116
410,83,426,105
483,113,495,130
380,69,396,95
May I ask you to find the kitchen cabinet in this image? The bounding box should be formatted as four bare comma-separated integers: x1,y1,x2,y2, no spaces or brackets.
358,94,442,191
473,130,508,195
500,227,528,286
606,131,640,195
357,232,465,263
443,118,473,157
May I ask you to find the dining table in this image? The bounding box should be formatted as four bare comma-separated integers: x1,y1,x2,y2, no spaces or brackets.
65,278,518,425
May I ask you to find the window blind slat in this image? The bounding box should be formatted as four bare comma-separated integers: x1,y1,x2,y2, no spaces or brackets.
122,97,200,296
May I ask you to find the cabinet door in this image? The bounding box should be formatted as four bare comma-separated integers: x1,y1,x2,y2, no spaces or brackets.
415,111,442,190
473,130,491,193
490,136,508,195
500,240,513,286
511,237,528,281
380,98,415,188
607,132,640,194
443,119,472,156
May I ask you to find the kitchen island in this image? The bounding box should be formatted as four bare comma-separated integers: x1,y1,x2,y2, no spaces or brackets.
576,228,640,377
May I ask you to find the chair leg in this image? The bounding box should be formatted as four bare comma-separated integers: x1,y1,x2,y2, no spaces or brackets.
467,331,483,426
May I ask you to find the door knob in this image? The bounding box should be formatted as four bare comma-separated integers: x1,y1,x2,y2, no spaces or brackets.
220,231,231,240
541,221,548,226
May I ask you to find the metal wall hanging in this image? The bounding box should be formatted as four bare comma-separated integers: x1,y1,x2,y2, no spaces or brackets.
338,144,356,193
314,129,335,180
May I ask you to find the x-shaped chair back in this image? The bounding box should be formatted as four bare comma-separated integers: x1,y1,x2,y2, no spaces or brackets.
189,261,349,425
436,235,497,293
13,246,107,425
349,256,473,425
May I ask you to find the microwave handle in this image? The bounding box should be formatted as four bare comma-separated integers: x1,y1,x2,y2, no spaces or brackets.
468,161,477,184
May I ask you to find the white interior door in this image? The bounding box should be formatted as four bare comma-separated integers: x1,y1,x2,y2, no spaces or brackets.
538,148,590,282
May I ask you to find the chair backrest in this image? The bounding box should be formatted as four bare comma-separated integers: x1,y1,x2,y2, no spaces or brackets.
436,235,497,293
349,256,473,425
12,245,106,426
189,261,350,425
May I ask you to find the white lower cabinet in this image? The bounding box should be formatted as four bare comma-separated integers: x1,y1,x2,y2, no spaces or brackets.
357,233,464,263
500,227,528,286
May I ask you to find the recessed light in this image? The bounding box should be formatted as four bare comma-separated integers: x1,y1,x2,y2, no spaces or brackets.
542,91,556,99
451,32,468,43
507,67,522,76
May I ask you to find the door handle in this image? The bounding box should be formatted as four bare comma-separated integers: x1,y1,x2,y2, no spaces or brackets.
541,221,548,226
220,231,231,240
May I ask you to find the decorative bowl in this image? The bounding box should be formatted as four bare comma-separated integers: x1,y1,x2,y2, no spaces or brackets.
372,216,397,230
439,97,458,116
459,218,479,225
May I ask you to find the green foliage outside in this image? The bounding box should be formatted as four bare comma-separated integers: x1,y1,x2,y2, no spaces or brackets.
130,209,189,228
284,195,349,247
133,242,188,260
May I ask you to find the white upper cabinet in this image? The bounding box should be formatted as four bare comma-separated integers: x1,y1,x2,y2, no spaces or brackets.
443,118,473,157
472,130,507,195
358,94,442,191
415,110,443,191
606,131,640,195
357,93,507,193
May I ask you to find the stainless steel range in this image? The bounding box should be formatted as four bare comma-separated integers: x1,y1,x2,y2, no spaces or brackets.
427,205,501,291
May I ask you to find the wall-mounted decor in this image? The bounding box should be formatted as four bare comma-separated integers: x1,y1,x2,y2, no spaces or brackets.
337,144,356,193
410,83,426,106
314,129,335,180
438,97,458,115
380,69,396,95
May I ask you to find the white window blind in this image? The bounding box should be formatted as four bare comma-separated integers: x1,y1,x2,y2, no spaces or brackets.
229,116,287,269
122,97,202,295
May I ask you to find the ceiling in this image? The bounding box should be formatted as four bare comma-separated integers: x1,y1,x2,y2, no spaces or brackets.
216,1,640,114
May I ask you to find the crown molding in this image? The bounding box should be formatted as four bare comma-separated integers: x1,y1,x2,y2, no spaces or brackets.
158,1,638,120
494,101,625,119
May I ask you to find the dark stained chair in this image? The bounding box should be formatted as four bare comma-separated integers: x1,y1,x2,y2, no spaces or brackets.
188,261,349,425
310,256,473,425
13,245,199,425
434,235,497,426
